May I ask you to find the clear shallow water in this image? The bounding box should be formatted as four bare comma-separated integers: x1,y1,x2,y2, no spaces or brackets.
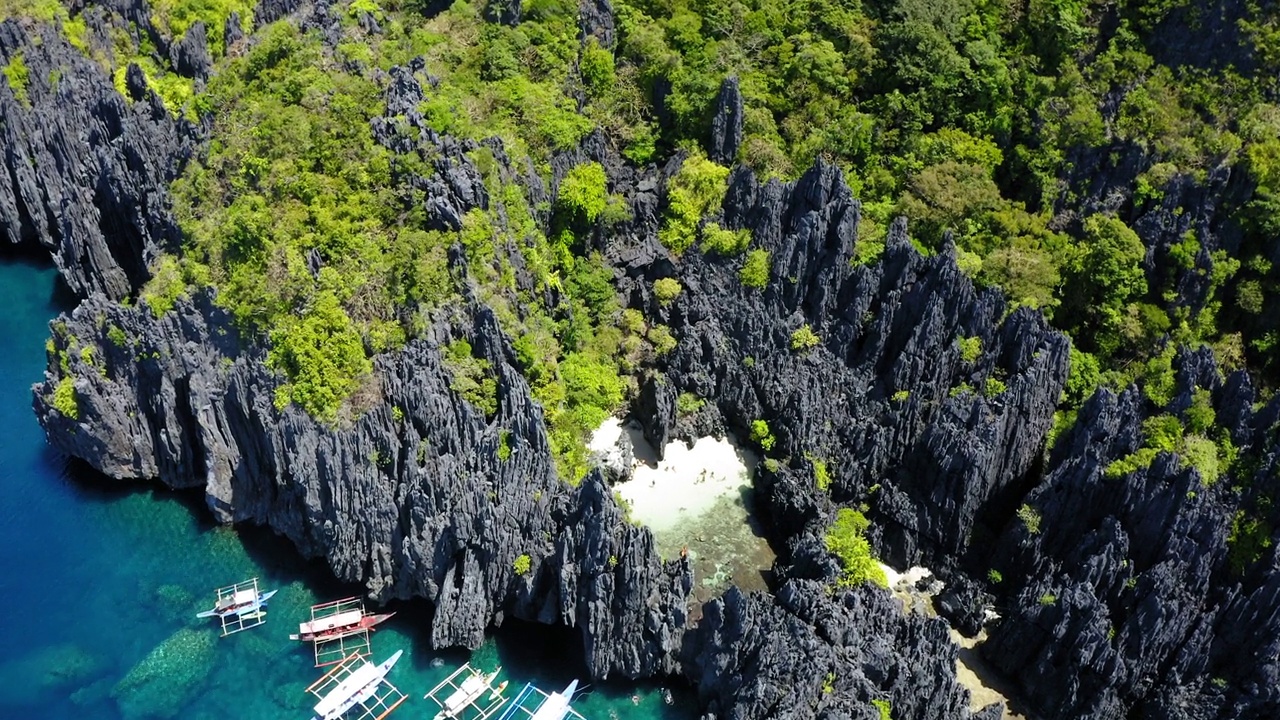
0,257,697,720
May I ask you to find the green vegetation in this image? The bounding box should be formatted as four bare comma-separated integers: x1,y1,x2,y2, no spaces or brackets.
871,699,892,720
107,325,128,348
557,162,609,224
702,223,751,255
498,429,512,461
811,456,831,492
958,336,982,364
52,376,79,420
268,275,373,422
653,277,682,305
750,419,776,452
891,389,910,403
1039,593,1058,606
1104,414,1234,485
3,52,29,106
987,569,1003,584
825,508,888,589
676,391,704,415
1227,509,1273,575
1017,504,1041,534
790,324,820,352
513,553,531,576
739,248,771,289
444,340,499,418
984,377,1007,397
140,255,188,317
658,155,730,254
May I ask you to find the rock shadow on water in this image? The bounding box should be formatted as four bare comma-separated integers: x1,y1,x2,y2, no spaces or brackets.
495,618,695,720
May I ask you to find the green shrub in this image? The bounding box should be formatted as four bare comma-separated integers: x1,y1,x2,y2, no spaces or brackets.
557,162,608,224
987,569,1003,584
676,392,704,415
750,419,776,452
647,324,677,354
513,553,531,576
442,339,499,419
702,223,751,255
579,37,615,96
1017,504,1041,534
891,389,910,403
740,248,771,288
498,429,512,461
791,324,820,352
812,457,831,492
653,277,682,305
3,52,30,106
52,377,79,420
1186,387,1216,434
871,699,892,720
1039,593,1058,605
1182,435,1220,484
107,325,128,348
1227,510,1273,574
141,255,188,317
825,508,887,588
958,336,982,364
268,283,372,423
659,155,730,254
984,377,1006,396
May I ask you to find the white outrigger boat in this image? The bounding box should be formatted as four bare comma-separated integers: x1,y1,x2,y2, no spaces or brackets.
497,679,585,720
307,650,407,720
197,578,277,635
424,662,509,720
430,666,506,720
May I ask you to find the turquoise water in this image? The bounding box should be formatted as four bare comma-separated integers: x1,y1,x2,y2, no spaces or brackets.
0,257,696,720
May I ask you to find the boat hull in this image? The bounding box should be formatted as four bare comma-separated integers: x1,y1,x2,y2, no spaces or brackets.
291,612,395,642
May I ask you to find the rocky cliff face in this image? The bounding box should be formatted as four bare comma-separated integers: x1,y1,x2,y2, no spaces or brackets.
601,156,1070,575
685,580,1004,720
0,13,196,300
978,347,1280,719
34,289,692,678
25,3,1263,719
18,26,1022,715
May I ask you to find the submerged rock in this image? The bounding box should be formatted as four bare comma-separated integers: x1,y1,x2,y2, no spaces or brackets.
112,627,216,720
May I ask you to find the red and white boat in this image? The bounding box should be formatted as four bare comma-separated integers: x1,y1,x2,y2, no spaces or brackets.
291,608,396,642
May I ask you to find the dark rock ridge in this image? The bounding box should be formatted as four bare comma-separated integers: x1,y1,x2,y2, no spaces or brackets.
34,291,691,678
686,580,1002,720
981,346,1280,719
604,156,1070,575
708,76,742,165
0,16,196,300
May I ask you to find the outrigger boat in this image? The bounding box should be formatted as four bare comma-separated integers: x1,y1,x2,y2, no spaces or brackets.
198,578,277,636
527,680,579,720
291,608,396,642
196,585,278,619
424,662,510,720
308,650,406,720
296,597,396,667
496,679,585,720
430,667,505,720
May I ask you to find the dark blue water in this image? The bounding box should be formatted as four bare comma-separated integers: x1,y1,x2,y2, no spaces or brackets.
0,257,695,720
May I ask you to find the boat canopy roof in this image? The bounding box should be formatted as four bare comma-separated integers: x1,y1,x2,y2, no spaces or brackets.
301,609,364,633
313,662,381,718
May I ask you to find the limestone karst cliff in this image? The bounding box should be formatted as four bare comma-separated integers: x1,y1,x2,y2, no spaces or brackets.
9,0,1280,718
